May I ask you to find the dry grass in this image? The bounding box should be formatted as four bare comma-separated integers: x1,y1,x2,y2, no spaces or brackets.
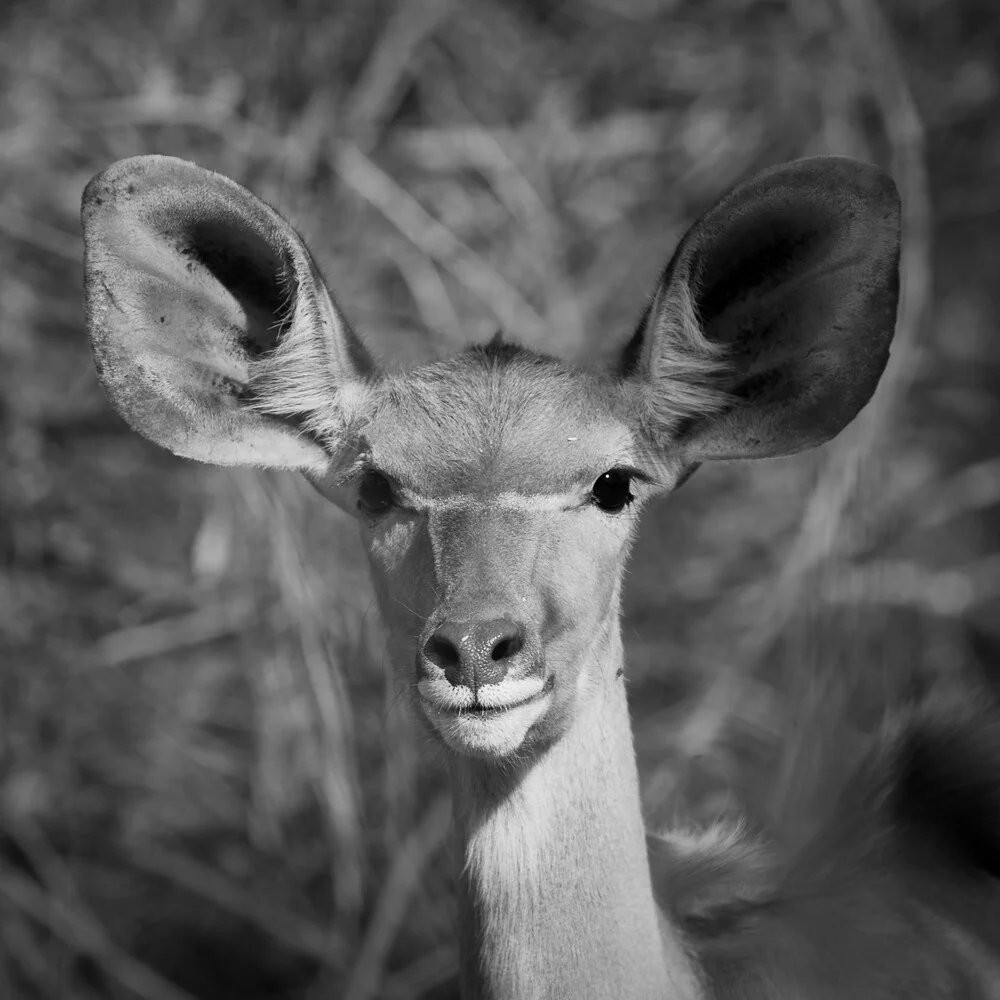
2,0,1000,997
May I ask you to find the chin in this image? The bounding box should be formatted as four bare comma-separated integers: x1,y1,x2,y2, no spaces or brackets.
420,692,555,761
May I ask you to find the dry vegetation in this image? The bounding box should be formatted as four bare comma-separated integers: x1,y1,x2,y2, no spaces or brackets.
2,0,1000,997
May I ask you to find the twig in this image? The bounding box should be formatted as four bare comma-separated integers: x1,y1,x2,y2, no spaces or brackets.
912,457,1000,532
1,912,104,1000
0,868,199,1000
0,209,81,262
386,239,465,349
342,793,452,1000
334,142,548,341
262,477,364,919
346,0,457,149
381,945,458,1000
127,844,346,968
394,114,668,171
820,555,1000,618
84,593,275,671
438,79,587,354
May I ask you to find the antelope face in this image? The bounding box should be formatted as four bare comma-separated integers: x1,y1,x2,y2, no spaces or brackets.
316,348,672,761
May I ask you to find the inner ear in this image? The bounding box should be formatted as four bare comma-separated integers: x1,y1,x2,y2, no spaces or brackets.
622,156,901,463
182,218,293,359
695,204,834,338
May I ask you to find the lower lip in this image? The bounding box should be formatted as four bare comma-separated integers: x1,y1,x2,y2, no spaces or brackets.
460,695,541,717
424,676,554,718
421,690,553,757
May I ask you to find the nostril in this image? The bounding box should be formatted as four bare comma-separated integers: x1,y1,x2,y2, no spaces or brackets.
423,617,527,689
491,633,522,661
425,635,460,671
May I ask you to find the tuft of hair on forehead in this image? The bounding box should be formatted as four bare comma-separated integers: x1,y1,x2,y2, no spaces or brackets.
375,338,619,435
461,333,553,367
625,280,734,435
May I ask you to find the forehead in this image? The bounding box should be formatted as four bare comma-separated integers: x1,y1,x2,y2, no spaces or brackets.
361,346,634,497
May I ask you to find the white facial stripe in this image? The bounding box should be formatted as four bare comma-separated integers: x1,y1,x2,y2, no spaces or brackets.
417,674,547,710
406,491,583,513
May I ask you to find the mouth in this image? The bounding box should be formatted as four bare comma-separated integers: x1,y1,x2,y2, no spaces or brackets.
418,676,554,758
451,679,553,717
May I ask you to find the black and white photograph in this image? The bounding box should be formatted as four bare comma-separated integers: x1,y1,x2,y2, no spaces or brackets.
1,1,999,997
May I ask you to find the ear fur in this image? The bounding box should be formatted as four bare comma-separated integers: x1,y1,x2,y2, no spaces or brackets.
622,156,901,462
82,155,374,471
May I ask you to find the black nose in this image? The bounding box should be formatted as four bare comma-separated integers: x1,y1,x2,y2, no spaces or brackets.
422,618,524,689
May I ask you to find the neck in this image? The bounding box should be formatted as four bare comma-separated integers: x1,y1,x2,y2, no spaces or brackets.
448,630,703,1000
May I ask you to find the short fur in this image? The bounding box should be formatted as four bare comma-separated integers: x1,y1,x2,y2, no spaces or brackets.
624,278,734,432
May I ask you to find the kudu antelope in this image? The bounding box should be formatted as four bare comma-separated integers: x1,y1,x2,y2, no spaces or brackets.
82,154,1000,999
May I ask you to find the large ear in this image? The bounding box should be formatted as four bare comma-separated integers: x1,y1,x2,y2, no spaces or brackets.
621,156,901,462
82,155,374,472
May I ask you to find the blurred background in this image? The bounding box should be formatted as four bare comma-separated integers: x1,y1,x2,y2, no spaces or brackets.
2,0,999,997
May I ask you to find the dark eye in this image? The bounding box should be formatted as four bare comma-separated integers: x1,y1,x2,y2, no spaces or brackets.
591,469,633,513
358,470,394,515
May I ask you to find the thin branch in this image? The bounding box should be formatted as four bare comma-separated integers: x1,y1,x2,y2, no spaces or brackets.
0,208,81,262
127,844,346,968
394,114,667,171
381,945,458,1000
342,793,452,1000
334,142,548,340
346,0,457,149
386,238,465,349
0,869,199,1000
84,593,275,671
